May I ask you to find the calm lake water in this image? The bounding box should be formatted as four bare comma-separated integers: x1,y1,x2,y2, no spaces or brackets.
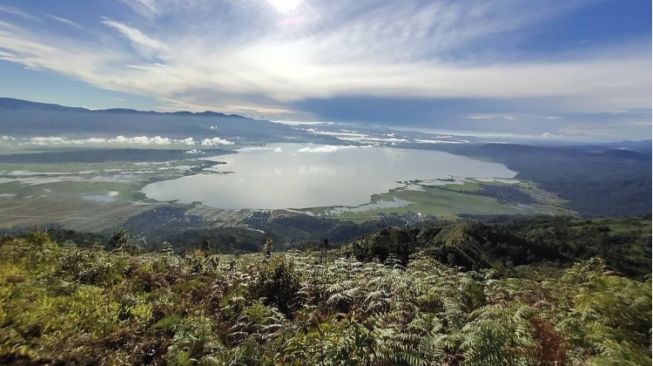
142,144,516,209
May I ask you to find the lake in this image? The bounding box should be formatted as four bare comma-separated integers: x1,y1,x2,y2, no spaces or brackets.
142,144,516,209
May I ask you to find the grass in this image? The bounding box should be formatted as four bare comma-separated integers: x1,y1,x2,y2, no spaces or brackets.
0,157,220,202
0,180,141,200
433,181,482,192
315,179,572,221
601,217,652,235
0,158,217,231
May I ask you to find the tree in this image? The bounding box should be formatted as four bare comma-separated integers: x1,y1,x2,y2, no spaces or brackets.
263,236,272,259
108,230,129,250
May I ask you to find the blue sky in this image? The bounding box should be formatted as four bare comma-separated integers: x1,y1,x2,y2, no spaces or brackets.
0,0,650,141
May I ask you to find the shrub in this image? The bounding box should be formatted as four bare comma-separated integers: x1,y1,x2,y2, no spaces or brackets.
250,257,300,316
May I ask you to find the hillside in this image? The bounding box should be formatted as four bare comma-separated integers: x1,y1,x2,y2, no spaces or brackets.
346,216,651,277
423,143,652,216
0,98,330,145
0,217,650,365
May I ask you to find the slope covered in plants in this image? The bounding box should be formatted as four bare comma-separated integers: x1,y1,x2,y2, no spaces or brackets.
0,227,650,365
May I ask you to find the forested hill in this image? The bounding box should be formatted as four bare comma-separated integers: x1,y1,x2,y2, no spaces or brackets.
0,216,650,364
28,215,652,277
422,142,652,217
346,216,651,278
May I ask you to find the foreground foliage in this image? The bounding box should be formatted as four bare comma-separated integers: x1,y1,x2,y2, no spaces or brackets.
0,232,650,365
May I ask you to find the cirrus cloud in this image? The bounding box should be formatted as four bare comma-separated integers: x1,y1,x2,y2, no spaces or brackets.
0,0,649,140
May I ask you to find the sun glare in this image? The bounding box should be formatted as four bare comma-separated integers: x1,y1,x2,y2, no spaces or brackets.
267,0,302,14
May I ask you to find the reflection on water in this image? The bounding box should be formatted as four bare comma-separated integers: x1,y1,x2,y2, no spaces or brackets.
142,144,516,209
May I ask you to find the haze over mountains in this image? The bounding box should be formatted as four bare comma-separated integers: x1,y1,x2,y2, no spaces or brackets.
2,97,650,148
0,97,650,221
0,97,487,148
0,97,318,144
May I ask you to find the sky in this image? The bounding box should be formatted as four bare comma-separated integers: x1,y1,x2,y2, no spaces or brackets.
0,0,650,141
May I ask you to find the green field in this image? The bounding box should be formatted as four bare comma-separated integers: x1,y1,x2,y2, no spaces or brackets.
0,158,221,231
309,179,572,221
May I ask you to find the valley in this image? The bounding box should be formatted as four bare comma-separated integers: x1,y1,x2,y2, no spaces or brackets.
0,99,649,273
0,141,576,240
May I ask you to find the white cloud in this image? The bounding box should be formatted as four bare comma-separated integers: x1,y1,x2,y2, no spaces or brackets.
119,0,210,19
240,146,283,152
4,135,200,146
468,114,516,121
267,0,303,14
30,136,68,145
201,137,235,146
101,18,168,57
306,129,368,139
297,145,359,153
0,4,37,20
270,120,333,126
415,139,468,144
117,135,171,145
46,15,83,30
356,136,409,143
121,0,159,18
0,0,649,122
305,128,413,144
178,137,196,145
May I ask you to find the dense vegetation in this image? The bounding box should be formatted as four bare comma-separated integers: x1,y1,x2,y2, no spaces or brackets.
426,143,652,217
8,210,420,254
349,217,651,278
1,217,650,365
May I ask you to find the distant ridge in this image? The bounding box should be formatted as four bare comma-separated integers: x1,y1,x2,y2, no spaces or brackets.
0,97,88,112
0,97,334,145
0,97,247,119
